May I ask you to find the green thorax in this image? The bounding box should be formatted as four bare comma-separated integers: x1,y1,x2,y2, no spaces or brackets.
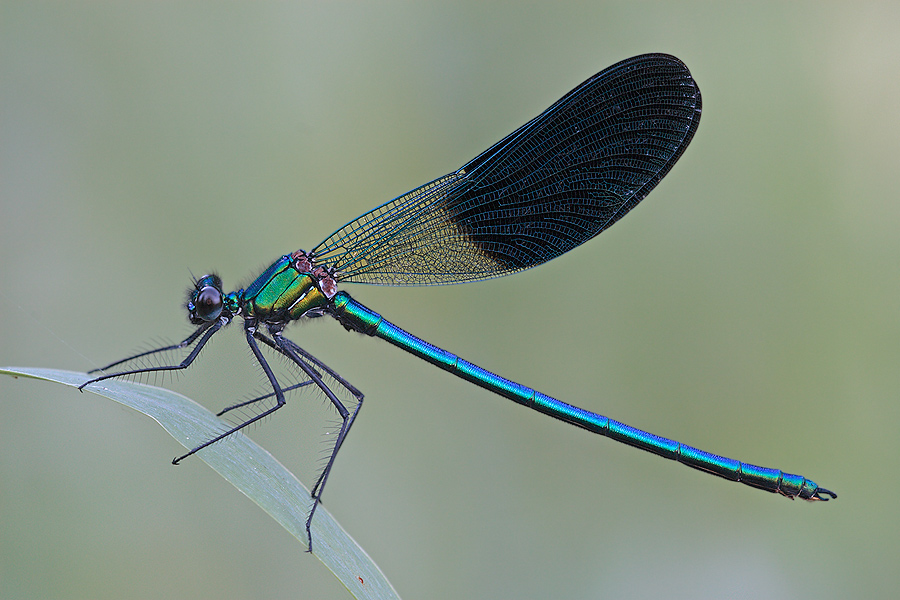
242,253,335,321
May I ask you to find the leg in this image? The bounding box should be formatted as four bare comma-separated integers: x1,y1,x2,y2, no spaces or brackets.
269,331,364,553
210,331,329,416
171,326,286,464
216,380,315,417
79,320,223,390
262,331,365,494
87,323,213,374
276,335,365,490
277,335,364,401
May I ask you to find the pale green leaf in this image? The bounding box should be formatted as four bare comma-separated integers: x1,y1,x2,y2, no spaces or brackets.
1,366,398,600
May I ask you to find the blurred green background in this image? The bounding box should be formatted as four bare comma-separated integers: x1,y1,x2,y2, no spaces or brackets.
2,2,897,599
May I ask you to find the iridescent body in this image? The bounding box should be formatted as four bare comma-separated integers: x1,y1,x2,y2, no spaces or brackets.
81,54,834,551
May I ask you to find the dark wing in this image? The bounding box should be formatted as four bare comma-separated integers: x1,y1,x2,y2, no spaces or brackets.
312,53,701,285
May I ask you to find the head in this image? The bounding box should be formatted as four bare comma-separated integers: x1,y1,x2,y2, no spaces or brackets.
187,274,235,325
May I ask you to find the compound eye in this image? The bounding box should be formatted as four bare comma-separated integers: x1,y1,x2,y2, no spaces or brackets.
192,285,223,321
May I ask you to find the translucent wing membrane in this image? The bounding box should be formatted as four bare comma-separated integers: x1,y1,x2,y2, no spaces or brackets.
312,54,701,285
